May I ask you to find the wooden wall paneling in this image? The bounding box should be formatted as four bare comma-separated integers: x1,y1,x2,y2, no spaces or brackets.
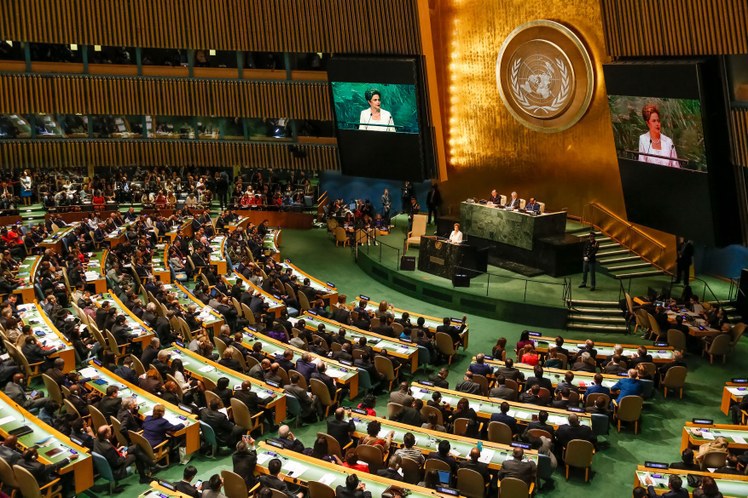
730,110,748,168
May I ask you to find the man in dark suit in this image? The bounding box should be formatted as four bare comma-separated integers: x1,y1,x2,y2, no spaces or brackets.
335,474,372,498
327,408,355,448
44,359,67,386
97,385,123,421
522,410,556,441
233,381,260,415
524,366,553,392
141,337,160,369
294,353,318,382
498,447,536,485
675,237,694,285
489,375,516,400
456,371,483,395
113,358,138,384
311,363,338,399
259,458,303,498
199,399,245,449
3,374,52,413
579,231,599,290
116,397,142,441
232,438,257,489
427,440,458,473
95,301,111,330
496,358,524,382
490,401,519,434
468,353,493,376
376,456,404,481
284,372,319,420
436,316,464,347
17,446,78,488
173,465,201,498
628,346,653,369
93,425,153,485
644,474,689,498
459,447,490,484
556,414,597,449
0,435,21,466
393,398,423,427
428,368,450,389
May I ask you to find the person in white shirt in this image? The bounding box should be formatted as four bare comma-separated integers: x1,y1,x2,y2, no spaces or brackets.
359,89,395,132
448,223,463,244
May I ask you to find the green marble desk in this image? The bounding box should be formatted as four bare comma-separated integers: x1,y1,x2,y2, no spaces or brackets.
460,201,565,250
634,465,748,497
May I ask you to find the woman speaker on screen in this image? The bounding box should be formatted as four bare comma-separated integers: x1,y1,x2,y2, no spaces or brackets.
638,103,680,168
359,88,395,132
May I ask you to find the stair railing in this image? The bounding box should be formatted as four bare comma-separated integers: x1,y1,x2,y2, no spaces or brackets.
581,202,673,272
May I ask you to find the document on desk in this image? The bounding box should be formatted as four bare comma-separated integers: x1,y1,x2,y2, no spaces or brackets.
283,461,307,478
732,435,747,444
199,365,215,373
318,474,336,486
326,368,345,379
0,415,16,425
701,431,715,440
478,448,495,463
256,452,273,465
79,367,98,379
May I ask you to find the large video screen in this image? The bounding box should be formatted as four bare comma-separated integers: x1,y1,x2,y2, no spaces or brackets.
608,95,707,172
327,57,432,181
330,82,419,134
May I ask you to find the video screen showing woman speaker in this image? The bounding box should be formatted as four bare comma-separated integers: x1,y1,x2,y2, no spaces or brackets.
330,82,420,134
608,95,708,172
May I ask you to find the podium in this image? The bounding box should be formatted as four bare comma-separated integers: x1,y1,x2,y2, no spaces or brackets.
417,236,487,280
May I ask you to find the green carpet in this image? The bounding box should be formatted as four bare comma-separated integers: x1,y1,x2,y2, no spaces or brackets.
72,224,745,497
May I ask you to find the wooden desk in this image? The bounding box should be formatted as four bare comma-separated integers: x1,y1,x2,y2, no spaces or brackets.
84,249,108,294
255,441,467,498
721,382,748,415
166,218,193,243
224,272,285,318
39,224,78,254
350,412,539,471
208,235,227,275
355,294,470,349
681,421,748,452
529,335,676,364
634,464,748,497
226,215,251,232
279,260,338,305
483,357,624,391
14,255,40,303
79,362,200,455
292,313,420,373
410,382,594,429
241,329,359,399
139,482,194,497
165,345,287,424
153,242,172,283
105,222,132,248
264,229,281,261
170,282,225,336
17,303,76,372
90,292,156,346
0,391,93,494
666,309,722,338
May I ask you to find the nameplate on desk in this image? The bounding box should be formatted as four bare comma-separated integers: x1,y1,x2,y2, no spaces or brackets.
175,340,184,347
339,359,353,366
179,403,196,414
350,408,367,415
359,295,370,301
644,462,669,469
429,256,445,266
326,282,335,288
418,380,435,386
266,438,284,448
400,337,412,343
266,380,281,388
732,378,748,384
158,480,177,491
247,326,257,332
92,359,102,366
451,318,463,324
69,436,85,446
567,407,585,413
692,418,713,425
511,442,531,449
654,342,668,347
435,486,459,496
527,331,542,337
306,310,318,316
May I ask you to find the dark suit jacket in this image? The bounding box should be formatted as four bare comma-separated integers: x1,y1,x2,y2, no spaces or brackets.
498,458,537,484
232,450,258,487
199,408,236,446
173,481,200,498
490,412,519,434
556,424,597,449
97,396,122,421
93,438,128,477
427,451,458,473
17,457,71,485
395,406,423,427
335,485,373,498
376,468,404,481
234,390,260,414
459,459,490,483
647,486,689,498
524,376,553,391
327,417,355,447
259,475,295,498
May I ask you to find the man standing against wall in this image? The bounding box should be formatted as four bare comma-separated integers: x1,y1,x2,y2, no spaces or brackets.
579,231,599,291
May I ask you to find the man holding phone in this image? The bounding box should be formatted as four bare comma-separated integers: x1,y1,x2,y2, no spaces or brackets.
173,465,202,498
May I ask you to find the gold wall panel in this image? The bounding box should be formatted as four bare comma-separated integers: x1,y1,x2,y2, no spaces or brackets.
431,0,625,219
0,74,332,121
601,0,748,56
0,140,339,171
731,109,748,168
0,0,421,53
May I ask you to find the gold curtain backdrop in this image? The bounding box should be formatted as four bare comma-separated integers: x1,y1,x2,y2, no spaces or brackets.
430,0,626,219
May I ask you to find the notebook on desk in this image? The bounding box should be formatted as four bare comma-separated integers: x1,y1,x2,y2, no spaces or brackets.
9,425,33,437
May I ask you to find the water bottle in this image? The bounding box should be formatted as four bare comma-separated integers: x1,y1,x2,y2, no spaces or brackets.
477,440,483,452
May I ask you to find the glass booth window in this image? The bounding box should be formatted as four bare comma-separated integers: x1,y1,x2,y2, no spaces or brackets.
150,116,195,139
295,119,335,137
92,115,143,138
290,52,329,71
0,41,24,61
28,114,64,137
57,114,88,137
87,46,136,65
244,52,284,70
141,48,186,66
727,55,748,104
194,50,238,68
0,115,31,139
29,43,83,63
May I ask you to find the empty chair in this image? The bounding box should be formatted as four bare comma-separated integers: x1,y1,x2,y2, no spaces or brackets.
499,476,532,497
400,456,423,485
666,329,687,351
0,457,19,498
703,333,731,364
563,439,595,482
457,467,487,498
405,214,428,252
129,430,170,466
660,365,688,398
729,322,746,351
424,458,451,473
355,444,384,474
13,464,63,498
700,450,727,471
199,420,218,458
613,395,644,434
91,451,117,495
334,227,350,247
41,374,63,405
307,481,335,498
221,469,248,498
487,421,513,444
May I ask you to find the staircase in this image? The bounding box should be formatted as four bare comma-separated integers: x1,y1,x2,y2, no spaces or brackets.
568,226,666,280
566,298,628,333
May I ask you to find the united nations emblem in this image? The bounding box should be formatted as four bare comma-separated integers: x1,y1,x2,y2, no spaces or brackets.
497,20,594,133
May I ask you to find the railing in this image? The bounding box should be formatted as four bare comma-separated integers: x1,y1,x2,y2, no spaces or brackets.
356,239,567,307
618,275,734,305
581,202,673,272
